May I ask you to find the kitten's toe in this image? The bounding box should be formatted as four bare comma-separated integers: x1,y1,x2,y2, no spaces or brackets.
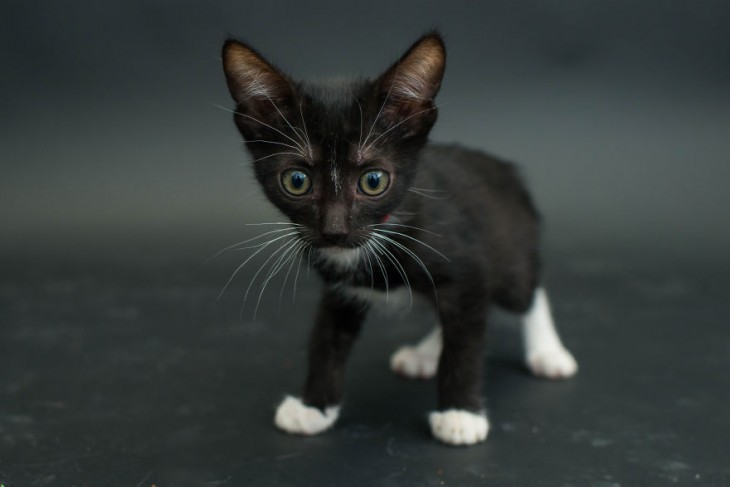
527,347,578,379
274,396,339,435
429,409,489,446
390,345,438,379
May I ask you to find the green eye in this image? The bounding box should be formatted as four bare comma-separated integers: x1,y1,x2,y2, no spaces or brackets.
282,169,311,196
359,170,390,196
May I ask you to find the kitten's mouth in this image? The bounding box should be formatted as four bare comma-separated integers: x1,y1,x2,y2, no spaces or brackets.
311,235,361,249
311,234,366,251
313,242,361,251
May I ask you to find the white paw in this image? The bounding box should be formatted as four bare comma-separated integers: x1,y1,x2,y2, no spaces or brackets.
274,396,339,435
390,345,439,379
429,409,489,446
527,347,579,379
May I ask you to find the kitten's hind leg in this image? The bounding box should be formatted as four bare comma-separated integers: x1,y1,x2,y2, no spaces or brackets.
390,325,442,379
522,287,578,379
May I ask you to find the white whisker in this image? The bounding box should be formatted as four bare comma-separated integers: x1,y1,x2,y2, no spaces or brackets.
409,187,448,193
217,231,300,301
205,227,296,265
254,236,303,318
361,63,401,153
408,188,449,200
366,239,390,303
298,101,314,159
278,239,305,308
265,95,309,152
363,106,438,153
247,151,302,164
357,239,376,311
242,236,299,318
291,240,311,303
369,237,413,310
372,228,450,262
371,231,439,303
213,103,306,156
246,139,304,152
354,97,364,153
245,222,304,227
369,222,443,237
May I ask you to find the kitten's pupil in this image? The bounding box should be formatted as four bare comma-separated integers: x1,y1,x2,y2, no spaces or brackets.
367,173,381,189
291,172,305,189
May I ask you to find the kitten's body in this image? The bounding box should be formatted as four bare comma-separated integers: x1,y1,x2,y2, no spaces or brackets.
221,32,577,445
318,143,540,312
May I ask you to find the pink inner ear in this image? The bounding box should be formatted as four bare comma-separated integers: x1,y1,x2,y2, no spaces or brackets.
382,213,390,223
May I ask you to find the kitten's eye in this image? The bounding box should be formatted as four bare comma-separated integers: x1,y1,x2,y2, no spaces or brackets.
281,169,312,196
359,170,390,196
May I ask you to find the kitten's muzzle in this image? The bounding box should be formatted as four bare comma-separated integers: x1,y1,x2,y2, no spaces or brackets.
319,202,351,246
319,231,350,246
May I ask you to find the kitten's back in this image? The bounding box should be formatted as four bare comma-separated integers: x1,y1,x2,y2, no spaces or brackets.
413,143,541,310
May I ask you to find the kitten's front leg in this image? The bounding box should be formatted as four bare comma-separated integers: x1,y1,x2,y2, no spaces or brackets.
429,299,490,446
274,289,366,435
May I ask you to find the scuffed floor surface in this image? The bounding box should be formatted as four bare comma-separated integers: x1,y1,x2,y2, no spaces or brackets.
1,244,729,486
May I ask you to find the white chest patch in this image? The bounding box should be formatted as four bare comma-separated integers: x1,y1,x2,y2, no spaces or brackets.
316,247,363,270
335,284,412,312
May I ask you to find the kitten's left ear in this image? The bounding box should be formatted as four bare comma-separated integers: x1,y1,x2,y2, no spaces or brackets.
221,39,295,119
374,32,446,134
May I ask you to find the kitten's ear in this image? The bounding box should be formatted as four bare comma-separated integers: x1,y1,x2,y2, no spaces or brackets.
374,32,446,133
221,39,294,115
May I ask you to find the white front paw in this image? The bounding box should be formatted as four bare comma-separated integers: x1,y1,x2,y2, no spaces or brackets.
274,396,339,435
527,347,579,379
429,409,489,445
390,345,439,379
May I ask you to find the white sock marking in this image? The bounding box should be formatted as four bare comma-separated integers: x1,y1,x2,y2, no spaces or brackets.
390,326,442,379
274,396,339,435
429,409,489,445
522,288,578,379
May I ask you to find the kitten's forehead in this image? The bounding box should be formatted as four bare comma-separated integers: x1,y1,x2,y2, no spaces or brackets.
299,78,367,141
298,78,372,187
299,78,364,111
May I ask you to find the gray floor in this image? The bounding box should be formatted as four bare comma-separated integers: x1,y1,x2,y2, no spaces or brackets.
3,1,730,485
1,239,728,486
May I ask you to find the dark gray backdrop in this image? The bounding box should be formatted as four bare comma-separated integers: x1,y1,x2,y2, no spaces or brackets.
2,3,730,485
2,0,729,259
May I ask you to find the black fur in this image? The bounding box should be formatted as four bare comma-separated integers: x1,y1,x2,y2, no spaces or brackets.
222,32,540,416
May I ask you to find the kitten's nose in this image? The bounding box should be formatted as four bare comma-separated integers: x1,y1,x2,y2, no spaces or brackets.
320,202,351,245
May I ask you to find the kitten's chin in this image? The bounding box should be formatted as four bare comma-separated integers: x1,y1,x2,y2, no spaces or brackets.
316,245,363,270
316,244,358,252
311,239,361,251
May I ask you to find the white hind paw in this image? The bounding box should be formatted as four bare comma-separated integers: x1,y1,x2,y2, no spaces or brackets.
274,396,339,435
527,347,578,379
429,409,489,446
390,345,439,379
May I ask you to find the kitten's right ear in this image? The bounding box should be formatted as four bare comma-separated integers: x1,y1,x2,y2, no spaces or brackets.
221,39,294,114
373,32,446,135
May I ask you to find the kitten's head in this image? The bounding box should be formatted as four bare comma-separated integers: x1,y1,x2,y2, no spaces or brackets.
221,32,445,249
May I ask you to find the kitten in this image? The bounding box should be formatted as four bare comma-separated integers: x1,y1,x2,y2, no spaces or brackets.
220,31,578,446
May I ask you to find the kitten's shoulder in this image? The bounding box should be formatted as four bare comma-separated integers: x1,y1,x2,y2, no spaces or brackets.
419,143,525,186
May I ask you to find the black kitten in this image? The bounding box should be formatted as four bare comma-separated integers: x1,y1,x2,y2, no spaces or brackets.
221,31,578,445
